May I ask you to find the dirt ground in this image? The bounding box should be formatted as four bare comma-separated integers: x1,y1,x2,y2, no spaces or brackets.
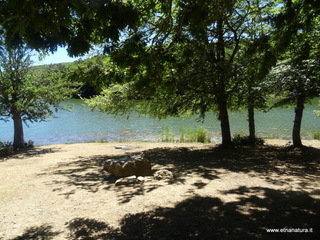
0,140,319,240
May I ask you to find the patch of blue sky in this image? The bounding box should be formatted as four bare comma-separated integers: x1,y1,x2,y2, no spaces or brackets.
32,47,82,66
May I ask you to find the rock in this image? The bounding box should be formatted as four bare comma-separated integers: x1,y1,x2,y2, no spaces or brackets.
144,176,154,182
154,169,174,180
104,154,151,177
114,145,131,150
115,175,137,186
137,176,145,182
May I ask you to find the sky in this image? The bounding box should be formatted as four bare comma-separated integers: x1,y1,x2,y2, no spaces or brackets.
32,47,82,66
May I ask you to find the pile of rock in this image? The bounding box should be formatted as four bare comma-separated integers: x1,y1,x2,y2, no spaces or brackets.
103,154,152,177
103,154,174,186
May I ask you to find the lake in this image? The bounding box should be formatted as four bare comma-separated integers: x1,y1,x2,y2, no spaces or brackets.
0,99,319,146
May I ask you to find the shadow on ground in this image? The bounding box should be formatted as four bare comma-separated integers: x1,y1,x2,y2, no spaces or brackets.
0,147,60,162
46,155,114,196
45,145,320,200
111,187,320,240
144,145,320,191
10,224,60,240
11,145,320,240
19,147,61,157
11,187,320,240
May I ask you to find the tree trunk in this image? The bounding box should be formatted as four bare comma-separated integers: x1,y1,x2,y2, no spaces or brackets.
12,113,25,150
215,16,232,147
292,95,305,147
248,104,256,144
218,98,232,146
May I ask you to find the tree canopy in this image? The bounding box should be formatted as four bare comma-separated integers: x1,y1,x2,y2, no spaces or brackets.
0,0,319,147
0,0,139,56
85,0,283,146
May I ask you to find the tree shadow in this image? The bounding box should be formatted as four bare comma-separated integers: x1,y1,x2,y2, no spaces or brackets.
0,147,60,162
66,218,119,240
143,145,320,190
64,187,319,240
45,153,172,202
113,182,162,204
10,224,60,240
19,147,60,157
44,145,319,203
45,155,116,196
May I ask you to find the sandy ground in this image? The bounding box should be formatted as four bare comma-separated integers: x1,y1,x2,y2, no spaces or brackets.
0,140,319,239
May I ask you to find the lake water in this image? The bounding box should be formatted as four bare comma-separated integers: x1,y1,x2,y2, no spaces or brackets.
0,99,319,146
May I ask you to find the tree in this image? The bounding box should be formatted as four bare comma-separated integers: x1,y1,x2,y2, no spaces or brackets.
233,46,274,144
0,44,79,149
87,0,278,147
232,0,277,144
270,0,320,147
268,58,319,147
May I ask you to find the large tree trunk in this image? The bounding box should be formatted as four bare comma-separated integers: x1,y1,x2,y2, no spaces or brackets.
292,95,305,147
248,104,256,144
215,16,232,147
12,113,25,150
218,97,232,146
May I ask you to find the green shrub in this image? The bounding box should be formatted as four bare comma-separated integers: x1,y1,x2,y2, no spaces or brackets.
0,141,12,149
0,140,34,149
314,132,320,140
232,134,265,146
25,140,34,148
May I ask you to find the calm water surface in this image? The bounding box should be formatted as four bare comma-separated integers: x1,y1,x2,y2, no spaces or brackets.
0,99,319,146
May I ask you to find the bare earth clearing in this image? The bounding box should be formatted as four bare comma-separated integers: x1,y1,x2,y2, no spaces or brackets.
1,140,319,240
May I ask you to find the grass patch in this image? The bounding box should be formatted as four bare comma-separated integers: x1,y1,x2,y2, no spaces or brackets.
161,126,211,143
161,126,175,142
179,127,211,143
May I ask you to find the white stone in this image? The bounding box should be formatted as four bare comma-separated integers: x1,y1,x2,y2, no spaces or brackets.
154,169,174,180
115,175,137,186
114,145,129,149
137,176,145,182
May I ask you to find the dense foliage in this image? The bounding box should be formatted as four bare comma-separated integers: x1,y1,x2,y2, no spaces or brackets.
0,0,319,147
84,0,319,147
0,0,139,56
85,0,281,146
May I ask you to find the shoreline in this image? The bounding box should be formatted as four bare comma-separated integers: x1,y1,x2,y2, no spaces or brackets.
1,139,318,159
34,138,320,148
